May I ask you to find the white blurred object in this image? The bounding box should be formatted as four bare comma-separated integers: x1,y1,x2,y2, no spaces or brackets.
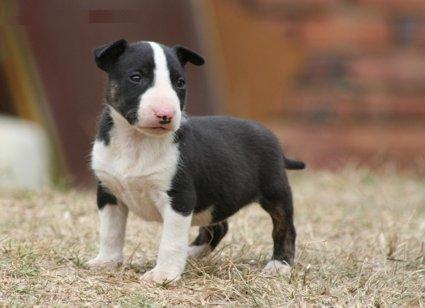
0,115,51,189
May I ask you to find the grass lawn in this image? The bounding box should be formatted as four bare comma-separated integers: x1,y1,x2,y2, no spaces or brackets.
1,168,424,306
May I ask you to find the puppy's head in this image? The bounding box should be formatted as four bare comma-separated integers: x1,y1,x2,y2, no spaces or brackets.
94,39,204,136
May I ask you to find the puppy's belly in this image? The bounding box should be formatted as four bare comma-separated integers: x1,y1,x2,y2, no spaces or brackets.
192,207,213,226
95,170,163,222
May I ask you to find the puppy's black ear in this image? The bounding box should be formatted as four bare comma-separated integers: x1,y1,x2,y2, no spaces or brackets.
173,45,205,66
94,39,128,72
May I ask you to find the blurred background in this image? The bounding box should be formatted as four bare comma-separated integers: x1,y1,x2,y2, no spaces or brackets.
0,0,424,188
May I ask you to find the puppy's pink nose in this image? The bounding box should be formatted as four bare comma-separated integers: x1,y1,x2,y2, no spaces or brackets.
153,107,175,123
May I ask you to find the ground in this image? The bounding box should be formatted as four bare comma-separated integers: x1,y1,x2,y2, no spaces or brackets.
1,168,424,306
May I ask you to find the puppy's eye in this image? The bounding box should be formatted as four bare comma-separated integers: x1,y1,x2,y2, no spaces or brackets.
129,73,142,83
175,78,186,89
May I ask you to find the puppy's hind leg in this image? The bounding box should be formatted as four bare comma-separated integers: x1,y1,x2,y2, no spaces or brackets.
188,220,228,259
259,176,296,276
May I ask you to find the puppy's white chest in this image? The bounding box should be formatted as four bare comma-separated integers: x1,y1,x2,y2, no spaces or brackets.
91,133,179,222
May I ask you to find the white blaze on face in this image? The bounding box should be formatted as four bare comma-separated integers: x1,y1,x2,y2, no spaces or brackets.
137,42,181,133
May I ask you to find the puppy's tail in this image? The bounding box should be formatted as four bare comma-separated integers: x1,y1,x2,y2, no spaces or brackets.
283,156,306,170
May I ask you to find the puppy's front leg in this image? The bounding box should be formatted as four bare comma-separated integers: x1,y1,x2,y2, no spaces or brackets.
141,204,192,284
88,185,128,268
87,202,128,267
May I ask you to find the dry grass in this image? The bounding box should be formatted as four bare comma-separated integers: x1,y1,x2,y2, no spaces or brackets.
1,167,424,307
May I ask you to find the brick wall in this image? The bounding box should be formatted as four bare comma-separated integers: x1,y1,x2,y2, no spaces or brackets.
227,0,425,171
241,0,425,125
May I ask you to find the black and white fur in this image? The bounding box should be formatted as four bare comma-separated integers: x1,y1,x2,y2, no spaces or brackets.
89,39,305,284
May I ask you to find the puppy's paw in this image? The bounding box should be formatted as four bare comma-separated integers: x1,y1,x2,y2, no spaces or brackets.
261,260,291,276
86,256,123,268
140,267,182,285
187,244,211,259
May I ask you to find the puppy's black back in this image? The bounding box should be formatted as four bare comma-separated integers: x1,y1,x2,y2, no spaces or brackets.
172,115,288,222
